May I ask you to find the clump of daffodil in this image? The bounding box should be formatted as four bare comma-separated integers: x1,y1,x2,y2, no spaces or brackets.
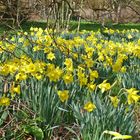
98,80,111,93
16,72,28,81
125,88,140,104
57,90,69,102
84,101,96,112
46,64,63,82
103,130,132,139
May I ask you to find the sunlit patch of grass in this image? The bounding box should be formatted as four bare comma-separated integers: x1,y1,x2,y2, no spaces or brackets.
1,21,140,34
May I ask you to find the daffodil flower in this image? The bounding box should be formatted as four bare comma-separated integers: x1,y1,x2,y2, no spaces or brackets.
112,135,132,139
109,96,120,108
126,88,140,104
47,52,55,60
57,90,69,102
98,80,111,93
103,130,132,140
84,101,96,112
0,96,10,106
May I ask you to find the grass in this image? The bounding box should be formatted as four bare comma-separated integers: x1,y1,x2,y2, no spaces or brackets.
0,21,140,34
16,21,140,31
0,24,9,34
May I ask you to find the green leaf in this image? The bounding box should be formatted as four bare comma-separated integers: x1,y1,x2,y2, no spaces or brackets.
0,110,8,126
24,125,44,140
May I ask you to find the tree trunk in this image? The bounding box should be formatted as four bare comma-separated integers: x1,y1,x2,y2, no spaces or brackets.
77,0,83,32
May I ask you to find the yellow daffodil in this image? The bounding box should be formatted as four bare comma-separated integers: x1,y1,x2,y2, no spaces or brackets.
103,130,132,139
103,130,121,136
33,73,42,80
47,52,55,60
98,53,104,61
63,73,73,84
57,90,69,102
18,37,24,43
64,58,73,67
127,34,132,39
113,135,132,139
112,62,122,72
33,46,42,52
121,66,127,73
89,69,99,81
79,75,87,86
109,96,120,107
10,85,21,94
85,59,94,68
0,96,10,106
87,83,96,92
47,67,63,82
84,101,96,112
126,88,140,104
0,64,10,76
98,80,111,93
16,72,27,81
64,58,73,72
26,63,36,73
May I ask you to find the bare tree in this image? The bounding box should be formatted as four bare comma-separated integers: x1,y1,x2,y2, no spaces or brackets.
0,0,37,28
